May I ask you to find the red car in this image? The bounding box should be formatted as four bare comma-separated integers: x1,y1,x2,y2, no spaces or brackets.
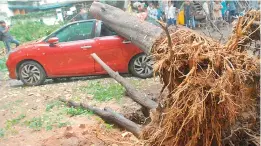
6,20,153,86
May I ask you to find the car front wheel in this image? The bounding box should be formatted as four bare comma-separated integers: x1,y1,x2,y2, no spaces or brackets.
129,54,153,78
18,61,46,86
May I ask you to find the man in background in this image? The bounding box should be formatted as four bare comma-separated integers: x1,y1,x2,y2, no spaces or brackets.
213,0,223,30
0,21,19,54
227,0,237,24
165,1,177,26
184,0,195,29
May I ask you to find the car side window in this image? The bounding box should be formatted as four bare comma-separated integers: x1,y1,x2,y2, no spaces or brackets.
100,23,117,37
55,21,94,42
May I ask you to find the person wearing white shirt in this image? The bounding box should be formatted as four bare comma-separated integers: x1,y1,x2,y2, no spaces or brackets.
165,1,177,26
203,1,210,16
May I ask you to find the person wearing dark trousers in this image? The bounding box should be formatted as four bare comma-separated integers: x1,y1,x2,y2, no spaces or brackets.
0,21,19,54
226,1,237,24
184,0,195,29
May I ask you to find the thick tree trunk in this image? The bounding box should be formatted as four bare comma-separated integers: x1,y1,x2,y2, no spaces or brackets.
90,2,163,54
59,97,142,137
91,53,158,110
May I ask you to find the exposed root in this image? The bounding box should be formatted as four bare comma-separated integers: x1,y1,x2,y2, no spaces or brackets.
142,10,260,146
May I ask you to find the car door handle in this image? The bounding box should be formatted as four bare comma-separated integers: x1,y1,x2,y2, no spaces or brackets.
81,46,92,49
122,40,131,44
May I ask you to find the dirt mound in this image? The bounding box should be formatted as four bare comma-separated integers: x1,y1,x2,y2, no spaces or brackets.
42,122,141,146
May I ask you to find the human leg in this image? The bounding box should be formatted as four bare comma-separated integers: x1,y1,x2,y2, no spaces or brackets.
10,38,20,47
3,40,11,53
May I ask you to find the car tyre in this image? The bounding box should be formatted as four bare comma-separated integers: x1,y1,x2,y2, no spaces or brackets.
129,53,153,79
18,61,46,86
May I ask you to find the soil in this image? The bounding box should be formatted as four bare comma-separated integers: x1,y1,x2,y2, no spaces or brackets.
0,75,162,146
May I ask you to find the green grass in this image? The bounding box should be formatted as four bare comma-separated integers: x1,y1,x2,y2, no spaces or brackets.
24,114,70,131
65,107,93,116
5,114,26,130
0,128,4,137
0,58,7,72
80,81,125,101
45,100,63,112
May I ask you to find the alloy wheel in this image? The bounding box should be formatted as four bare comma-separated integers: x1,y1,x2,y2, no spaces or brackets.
21,64,41,84
133,55,153,77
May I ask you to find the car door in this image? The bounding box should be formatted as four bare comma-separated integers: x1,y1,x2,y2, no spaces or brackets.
41,21,96,77
93,22,129,73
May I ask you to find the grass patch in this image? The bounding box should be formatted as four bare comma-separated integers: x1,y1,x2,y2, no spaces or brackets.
24,114,70,131
65,107,93,116
45,100,63,112
80,81,125,101
5,114,26,130
0,58,7,72
0,128,4,137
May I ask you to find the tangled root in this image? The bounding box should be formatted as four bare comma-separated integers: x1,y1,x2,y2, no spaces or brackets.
142,10,260,146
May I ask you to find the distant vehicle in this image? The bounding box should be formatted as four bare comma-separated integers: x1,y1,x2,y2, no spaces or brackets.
6,20,153,86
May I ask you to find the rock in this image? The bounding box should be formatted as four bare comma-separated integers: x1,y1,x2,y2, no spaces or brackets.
82,129,88,135
79,124,86,129
64,131,76,139
66,126,73,131
121,132,132,138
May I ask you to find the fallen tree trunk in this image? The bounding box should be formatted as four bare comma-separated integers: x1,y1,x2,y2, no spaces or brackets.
59,97,142,137
91,53,158,110
90,2,163,54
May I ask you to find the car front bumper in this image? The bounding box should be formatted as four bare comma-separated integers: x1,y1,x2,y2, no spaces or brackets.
6,57,17,79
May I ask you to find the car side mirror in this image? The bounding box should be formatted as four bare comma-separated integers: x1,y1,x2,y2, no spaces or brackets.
47,37,59,46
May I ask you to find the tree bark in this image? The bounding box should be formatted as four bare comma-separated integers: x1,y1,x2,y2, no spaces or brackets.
89,2,163,54
59,97,142,138
91,53,158,110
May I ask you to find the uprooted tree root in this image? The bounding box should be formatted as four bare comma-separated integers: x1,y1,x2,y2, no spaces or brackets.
142,10,260,146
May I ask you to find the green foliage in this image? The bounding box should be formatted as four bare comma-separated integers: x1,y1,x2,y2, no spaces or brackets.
0,129,4,137
5,114,26,130
0,57,7,72
46,100,63,112
104,123,114,129
25,117,43,130
24,114,70,131
11,10,56,20
65,107,93,116
80,81,125,101
10,22,62,43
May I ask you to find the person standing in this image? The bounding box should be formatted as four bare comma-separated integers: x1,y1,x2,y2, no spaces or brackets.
156,4,164,21
221,0,227,21
0,21,19,54
165,1,177,26
227,0,237,24
147,2,158,25
213,0,223,29
184,0,195,29
203,0,210,16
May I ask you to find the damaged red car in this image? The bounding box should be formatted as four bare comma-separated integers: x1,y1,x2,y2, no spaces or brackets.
6,20,153,86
